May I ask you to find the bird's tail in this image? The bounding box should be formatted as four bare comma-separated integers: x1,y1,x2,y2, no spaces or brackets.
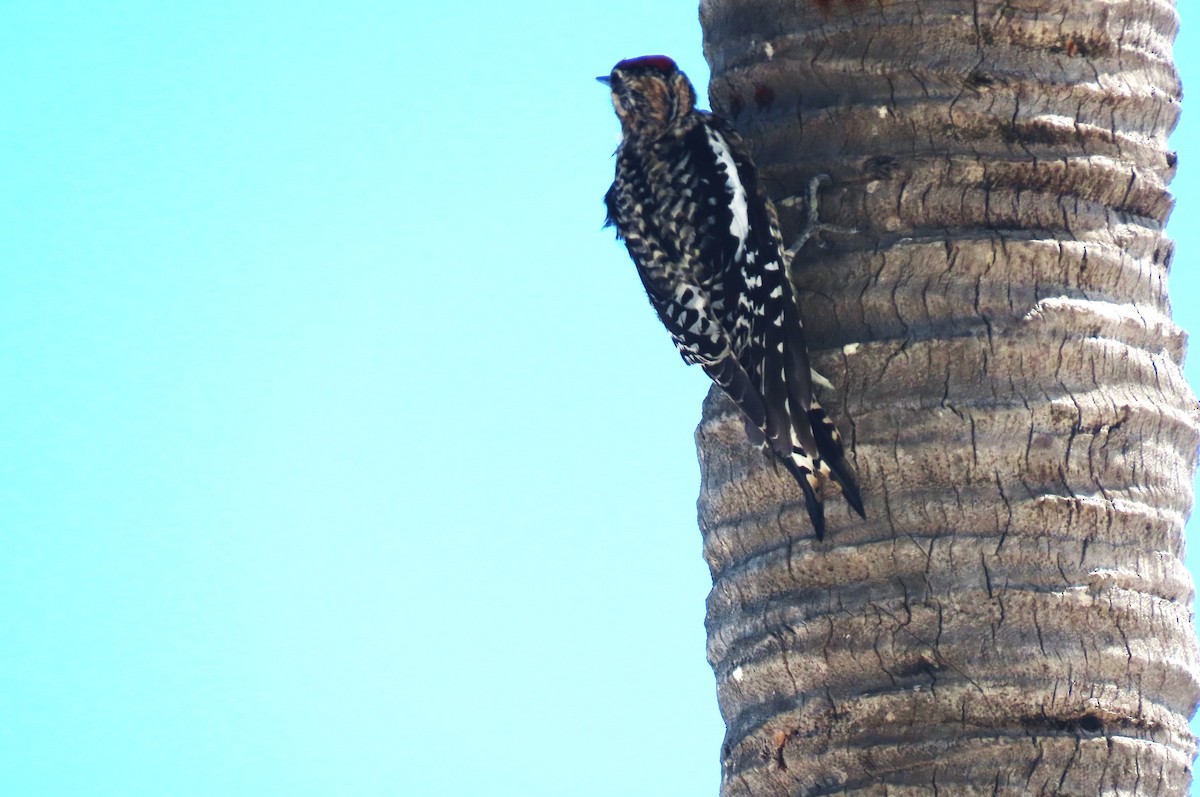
779,449,829,540
774,404,864,541
806,400,865,519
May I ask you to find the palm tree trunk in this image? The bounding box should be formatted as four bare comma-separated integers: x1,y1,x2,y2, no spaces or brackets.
697,1,1200,793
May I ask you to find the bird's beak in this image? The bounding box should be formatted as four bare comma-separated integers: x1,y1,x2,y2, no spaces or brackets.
596,75,611,87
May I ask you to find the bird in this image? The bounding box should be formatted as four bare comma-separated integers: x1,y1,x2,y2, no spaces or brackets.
599,54,864,539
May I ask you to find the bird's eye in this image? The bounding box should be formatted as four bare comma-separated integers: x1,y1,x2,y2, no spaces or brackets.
609,74,625,93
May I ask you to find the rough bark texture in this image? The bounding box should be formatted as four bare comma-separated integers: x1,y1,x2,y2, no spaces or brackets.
696,1,1200,794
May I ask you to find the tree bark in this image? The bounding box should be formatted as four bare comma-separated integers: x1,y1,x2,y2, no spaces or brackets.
696,1,1200,794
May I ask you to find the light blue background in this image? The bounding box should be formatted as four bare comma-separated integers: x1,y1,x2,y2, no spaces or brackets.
3,3,1198,795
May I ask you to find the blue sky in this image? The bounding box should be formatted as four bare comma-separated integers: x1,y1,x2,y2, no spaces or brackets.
2,3,1199,795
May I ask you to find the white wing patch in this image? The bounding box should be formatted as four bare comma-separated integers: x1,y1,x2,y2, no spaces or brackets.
704,128,750,261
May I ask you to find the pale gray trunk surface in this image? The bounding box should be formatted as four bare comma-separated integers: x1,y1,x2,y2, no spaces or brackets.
696,1,1200,794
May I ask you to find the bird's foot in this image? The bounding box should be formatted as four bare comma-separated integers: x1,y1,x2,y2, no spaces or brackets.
781,174,858,257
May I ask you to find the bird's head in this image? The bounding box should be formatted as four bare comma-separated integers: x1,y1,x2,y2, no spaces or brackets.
599,55,696,138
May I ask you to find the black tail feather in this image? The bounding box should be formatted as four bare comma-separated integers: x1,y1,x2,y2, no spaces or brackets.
703,355,768,447
782,457,826,540
808,405,866,519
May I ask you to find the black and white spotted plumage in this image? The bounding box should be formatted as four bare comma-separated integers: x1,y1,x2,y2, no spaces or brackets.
600,55,864,539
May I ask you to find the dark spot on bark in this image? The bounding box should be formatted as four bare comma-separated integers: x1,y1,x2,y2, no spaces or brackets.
1021,712,1110,736
1166,151,1178,169
966,70,995,89
1031,432,1054,450
863,155,896,179
887,657,941,682
811,0,865,13
1049,34,1112,59
753,83,775,110
728,91,744,118
999,119,1074,147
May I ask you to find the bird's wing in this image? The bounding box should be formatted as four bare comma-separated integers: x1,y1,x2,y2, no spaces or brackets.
701,119,819,458
609,138,770,437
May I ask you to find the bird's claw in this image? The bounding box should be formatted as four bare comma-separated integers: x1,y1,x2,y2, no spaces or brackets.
783,174,857,257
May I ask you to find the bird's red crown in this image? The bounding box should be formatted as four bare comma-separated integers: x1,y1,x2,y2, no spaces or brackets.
613,55,678,74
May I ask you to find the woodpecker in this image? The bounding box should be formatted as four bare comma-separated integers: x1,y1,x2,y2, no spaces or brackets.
600,55,864,539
